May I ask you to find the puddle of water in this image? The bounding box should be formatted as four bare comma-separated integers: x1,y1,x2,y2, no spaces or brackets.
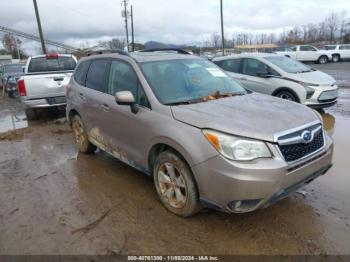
0,109,28,133
319,111,350,200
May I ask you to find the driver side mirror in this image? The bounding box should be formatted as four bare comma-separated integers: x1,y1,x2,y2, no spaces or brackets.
115,91,139,114
256,72,271,78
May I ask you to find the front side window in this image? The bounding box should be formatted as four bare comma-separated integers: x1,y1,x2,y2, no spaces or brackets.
265,56,311,74
339,45,350,50
86,59,110,93
300,46,316,51
140,58,246,105
108,60,149,107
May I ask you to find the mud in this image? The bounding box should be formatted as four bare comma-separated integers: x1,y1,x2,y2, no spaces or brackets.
0,91,349,255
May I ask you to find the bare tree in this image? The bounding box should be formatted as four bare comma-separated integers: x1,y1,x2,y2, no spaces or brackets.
325,12,339,43
211,33,221,48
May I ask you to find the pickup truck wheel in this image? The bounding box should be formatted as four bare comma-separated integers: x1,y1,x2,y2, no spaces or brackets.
72,115,95,154
275,90,297,102
332,54,340,63
153,150,201,217
318,56,328,64
25,108,37,121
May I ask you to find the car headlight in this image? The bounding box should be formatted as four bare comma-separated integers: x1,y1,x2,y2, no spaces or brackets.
203,130,272,161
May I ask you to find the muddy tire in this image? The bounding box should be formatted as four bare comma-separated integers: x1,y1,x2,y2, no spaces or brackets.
275,90,298,102
72,115,95,154
25,108,37,121
153,150,201,217
317,55,328,64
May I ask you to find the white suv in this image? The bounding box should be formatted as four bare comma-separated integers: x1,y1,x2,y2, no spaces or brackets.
323,44,350,62
213,53,338,108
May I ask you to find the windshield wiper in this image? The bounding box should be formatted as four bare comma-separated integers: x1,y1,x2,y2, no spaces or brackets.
164,98,203,106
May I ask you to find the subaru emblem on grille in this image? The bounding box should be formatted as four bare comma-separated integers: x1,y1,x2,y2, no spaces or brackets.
301,130,313,144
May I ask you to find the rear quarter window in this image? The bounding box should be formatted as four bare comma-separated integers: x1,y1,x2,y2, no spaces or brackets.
28,56,76,73
74,60,91,86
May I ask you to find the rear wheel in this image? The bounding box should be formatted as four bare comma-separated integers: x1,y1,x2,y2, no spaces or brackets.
71,115,95,154
318,55,328,64
332,54,340,63
275,90,298,102
25,108,37,121
153,150,201,217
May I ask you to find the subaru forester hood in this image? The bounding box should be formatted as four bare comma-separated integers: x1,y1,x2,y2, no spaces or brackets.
286,70,335,86
171,93,319,142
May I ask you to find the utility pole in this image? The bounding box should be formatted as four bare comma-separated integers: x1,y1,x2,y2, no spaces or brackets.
220,0,225,56
122,0,130,52
32,0,47,54
130,5,135,52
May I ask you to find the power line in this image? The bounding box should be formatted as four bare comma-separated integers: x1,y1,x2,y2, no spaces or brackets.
0,25,80,52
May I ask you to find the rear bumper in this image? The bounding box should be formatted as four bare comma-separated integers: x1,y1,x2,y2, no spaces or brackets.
21,96,66,108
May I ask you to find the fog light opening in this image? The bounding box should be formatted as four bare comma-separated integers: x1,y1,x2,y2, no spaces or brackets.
227,199,262,213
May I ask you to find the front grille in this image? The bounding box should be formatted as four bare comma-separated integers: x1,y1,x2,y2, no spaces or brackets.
278,130,324,162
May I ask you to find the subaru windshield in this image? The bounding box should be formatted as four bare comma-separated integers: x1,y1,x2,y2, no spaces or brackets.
140,59,246,105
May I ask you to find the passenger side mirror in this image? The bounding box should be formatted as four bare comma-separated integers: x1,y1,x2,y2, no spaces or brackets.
115,91,139,114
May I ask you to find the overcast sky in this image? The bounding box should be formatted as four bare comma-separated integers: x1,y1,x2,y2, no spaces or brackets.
1,0,350,54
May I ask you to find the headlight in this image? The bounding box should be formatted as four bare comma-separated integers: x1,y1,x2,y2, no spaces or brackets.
304,86,315,99
203,130,272,161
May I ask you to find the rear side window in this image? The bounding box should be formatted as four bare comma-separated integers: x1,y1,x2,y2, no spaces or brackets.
339,45,350,50
86,59,110,93
74,60,90,86
28,56,76,73
217,59,241,73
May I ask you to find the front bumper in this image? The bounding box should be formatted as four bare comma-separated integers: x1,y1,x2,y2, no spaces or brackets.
304,86,338,108
193,139,333,213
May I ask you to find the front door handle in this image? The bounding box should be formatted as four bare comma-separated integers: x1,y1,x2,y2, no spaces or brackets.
240,77,247,81
53,77,64,81
100,104,110,112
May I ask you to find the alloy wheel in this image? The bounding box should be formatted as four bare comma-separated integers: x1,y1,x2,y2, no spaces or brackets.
157,162,187,209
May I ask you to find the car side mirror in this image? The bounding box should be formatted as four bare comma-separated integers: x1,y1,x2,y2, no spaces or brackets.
256,72,271,78
115,91,139,114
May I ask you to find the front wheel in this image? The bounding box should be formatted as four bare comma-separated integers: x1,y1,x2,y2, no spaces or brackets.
318,56,328,64
274,90,298,102
153,150,201,217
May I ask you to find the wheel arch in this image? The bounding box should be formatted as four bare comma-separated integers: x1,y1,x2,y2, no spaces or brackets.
272,87,301,103
148,142,201,198
68,109,80,126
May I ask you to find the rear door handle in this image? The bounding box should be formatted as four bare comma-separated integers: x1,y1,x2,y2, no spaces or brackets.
240,77,247,81
78,93,85,100
53,77,64,81
100,104,110,112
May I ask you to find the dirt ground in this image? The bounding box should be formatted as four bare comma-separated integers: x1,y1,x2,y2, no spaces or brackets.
0,90,349,255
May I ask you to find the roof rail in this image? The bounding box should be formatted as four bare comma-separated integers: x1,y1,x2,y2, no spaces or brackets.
86,49,130,57
138,48,191,55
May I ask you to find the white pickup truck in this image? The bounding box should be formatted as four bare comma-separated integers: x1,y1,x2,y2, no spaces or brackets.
18,54,77,120
275,45,331,64
323,44,350,62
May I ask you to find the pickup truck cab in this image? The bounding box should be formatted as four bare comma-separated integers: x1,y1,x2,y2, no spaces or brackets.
322,44,350,62
18,53,77,120
275,45,331,64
